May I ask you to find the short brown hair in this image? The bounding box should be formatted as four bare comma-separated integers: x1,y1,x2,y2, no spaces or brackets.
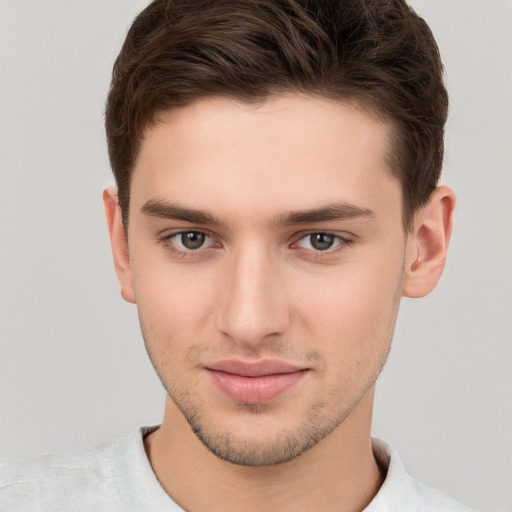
105,0,448,231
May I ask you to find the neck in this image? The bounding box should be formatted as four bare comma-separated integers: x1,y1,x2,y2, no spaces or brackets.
145,387,383,512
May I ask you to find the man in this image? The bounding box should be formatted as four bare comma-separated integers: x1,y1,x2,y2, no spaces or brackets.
0,0,475,510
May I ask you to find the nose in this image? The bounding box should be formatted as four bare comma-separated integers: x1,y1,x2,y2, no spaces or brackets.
215,244,291,349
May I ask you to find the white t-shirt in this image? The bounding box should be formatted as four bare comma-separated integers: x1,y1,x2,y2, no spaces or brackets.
0,427,474,511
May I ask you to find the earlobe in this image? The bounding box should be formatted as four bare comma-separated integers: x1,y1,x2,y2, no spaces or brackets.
402,186,455,298
102,187,136,304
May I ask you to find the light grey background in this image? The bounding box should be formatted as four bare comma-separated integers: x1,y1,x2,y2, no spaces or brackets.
1,1,510,511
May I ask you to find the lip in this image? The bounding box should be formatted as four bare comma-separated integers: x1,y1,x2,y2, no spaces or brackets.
205,359,308,404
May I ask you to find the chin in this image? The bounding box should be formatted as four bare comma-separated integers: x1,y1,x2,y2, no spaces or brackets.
191,425,321,466
174,395,352,467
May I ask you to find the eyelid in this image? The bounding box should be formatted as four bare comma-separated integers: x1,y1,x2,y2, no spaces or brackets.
291,231,352,253
159,229,220,256
160,228,215,241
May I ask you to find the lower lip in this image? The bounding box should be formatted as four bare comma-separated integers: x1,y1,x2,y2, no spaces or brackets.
206,369,307,404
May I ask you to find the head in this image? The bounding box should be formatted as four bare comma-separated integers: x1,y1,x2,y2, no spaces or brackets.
103,0,454,466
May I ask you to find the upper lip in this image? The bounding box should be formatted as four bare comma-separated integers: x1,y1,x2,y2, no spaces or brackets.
205,359,304,377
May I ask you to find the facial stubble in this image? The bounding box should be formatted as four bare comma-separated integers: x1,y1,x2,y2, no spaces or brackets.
139,265,404,467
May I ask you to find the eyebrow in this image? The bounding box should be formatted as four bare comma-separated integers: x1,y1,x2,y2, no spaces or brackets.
140,199,375,227
141,199,225,225
271,202,376,226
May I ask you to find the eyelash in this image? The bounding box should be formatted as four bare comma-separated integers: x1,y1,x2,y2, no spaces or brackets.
159,230,218,258
159,230,351,258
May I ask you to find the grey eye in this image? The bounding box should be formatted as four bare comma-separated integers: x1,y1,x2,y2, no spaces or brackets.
309,233,335,251
181,232,206,249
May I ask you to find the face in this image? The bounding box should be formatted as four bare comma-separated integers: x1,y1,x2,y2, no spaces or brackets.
125,95,407,466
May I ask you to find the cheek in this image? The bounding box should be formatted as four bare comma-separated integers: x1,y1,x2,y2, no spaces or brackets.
294,253,404,360
131,258,217,343
132,263,219,391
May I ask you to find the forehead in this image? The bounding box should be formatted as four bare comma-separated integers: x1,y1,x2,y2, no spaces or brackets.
130,94,401,225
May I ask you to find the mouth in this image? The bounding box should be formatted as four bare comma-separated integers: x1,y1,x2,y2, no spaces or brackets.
204,359,309,404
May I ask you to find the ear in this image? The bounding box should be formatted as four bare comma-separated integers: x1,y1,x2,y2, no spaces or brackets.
402,185,456,298
102,187,136,304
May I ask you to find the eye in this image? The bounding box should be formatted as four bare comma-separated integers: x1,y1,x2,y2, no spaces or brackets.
162,230,217,254
295,232,346,252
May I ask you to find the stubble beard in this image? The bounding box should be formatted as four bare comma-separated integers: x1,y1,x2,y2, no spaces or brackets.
142,333,394,467
168,384,344,466
139,265,403,467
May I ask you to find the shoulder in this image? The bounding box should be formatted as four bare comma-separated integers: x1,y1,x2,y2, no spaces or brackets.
366,438,476,512
1,435,121,511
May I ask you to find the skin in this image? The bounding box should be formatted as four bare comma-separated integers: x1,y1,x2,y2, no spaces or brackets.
104,94,455,512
